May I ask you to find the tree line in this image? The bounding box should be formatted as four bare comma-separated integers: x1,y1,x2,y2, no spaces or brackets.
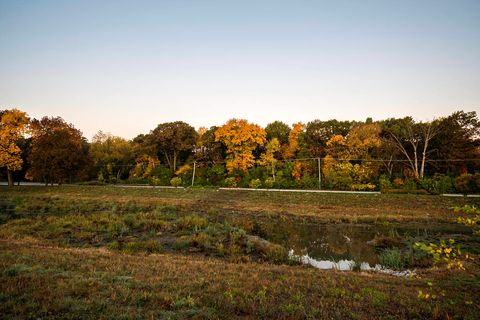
1,108,479,193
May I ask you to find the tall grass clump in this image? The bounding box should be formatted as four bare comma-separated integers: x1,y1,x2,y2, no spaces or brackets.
378,248,404,270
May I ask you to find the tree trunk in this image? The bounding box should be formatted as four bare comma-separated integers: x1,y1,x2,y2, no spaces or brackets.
271,162,275,181
7,170,13,187
164,152,172,170
413,146,419,179
173,151,177,172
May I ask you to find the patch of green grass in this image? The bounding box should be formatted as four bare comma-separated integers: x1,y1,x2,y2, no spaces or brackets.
361,288,388,307
379,248,405,270
123,240,163,253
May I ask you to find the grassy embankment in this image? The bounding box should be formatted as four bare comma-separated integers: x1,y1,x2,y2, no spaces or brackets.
1,186,479,319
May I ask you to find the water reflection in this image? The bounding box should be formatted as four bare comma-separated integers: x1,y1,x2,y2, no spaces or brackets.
241,218,470,265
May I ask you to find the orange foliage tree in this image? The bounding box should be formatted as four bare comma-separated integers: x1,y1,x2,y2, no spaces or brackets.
283,122,304,159
0,108,30,187
215,119,266,174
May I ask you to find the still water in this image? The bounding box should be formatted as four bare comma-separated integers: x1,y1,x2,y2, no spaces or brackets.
247,218,471,268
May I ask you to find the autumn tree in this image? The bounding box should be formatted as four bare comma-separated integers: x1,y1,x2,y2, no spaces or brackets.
90,131,134,181
323,123,382,189
283,122,305,159
129,154,160,179
215,119,266,174
258,138,280,180
145,121,197,172
28,117,91,185
0,108,30,186
305,119,352,157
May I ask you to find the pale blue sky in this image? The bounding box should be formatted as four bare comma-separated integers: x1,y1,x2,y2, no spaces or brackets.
1,0,479,140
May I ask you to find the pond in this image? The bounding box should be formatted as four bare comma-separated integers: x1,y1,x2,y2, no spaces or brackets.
241,217,473,270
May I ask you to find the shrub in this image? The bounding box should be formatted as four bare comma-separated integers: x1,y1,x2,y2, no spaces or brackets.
224,177,237,188
350,183,376,191
455,174,480,194
249,178,262,189
402,179,417,193
393,178,404,188
418,174,455,195
170,177,182,187
414,239,463,269
150,165,174,185
378,175,392,191
323,168,353,190
204,164,226,185
149,176,161,186
264,177,275,188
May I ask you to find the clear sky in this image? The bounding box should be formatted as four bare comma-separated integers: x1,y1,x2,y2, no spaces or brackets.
1,0,479,140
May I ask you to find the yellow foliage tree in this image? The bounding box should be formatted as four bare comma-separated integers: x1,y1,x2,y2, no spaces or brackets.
0,108,29,186
258,138,280,180
130,154,160,179
215,119,266,174
323,123,382,189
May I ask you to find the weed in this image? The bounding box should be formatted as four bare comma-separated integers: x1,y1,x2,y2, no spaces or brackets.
379,248,405,270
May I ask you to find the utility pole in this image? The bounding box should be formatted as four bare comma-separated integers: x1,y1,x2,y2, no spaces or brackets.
317,158,321,189
191,162,196,187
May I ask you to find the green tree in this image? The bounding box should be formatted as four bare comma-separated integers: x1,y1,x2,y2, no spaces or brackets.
431,111,480,175
265,121,290,145
145,121,197,172
90,131,134,181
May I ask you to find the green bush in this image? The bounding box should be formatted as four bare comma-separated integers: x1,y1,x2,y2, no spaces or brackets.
351,183,376,191
204,164,226,185
224,177,237,187
378,175,392,191
418,174,455,195
264,177,275,188
149,176,161,186
249,178,262,189
323,169,353,190
170,177,182,187
151,165,174,185
402,179,417,193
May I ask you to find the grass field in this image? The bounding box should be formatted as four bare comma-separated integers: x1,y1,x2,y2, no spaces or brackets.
1,186,479,319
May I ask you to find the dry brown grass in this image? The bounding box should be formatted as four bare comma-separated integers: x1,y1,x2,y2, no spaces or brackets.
2,239,478,319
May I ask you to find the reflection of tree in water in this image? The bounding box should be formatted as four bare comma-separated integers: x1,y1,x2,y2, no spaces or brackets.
232,215,469,265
